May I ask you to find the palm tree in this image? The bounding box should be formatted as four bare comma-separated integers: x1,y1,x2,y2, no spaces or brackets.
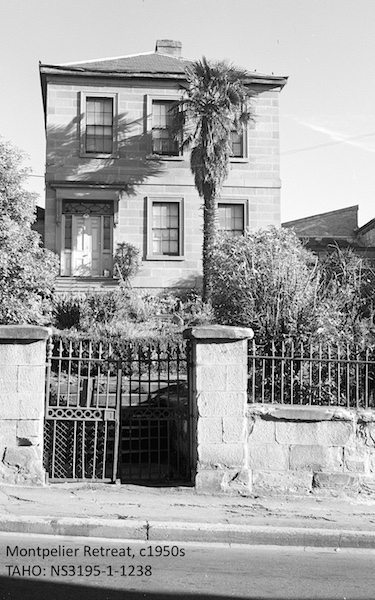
179,57,253,301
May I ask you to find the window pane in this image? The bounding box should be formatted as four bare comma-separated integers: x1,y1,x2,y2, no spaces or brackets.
231,131,243,158
152,202,180,255
218,204,244,236
103,139,112,153
153,240,162,254
151,100,179,156
64,215,72,250
86,97,113,153
103,216,111,250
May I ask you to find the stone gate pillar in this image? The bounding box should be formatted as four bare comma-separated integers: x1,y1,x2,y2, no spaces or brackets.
0,325,50,485
184,325,254,494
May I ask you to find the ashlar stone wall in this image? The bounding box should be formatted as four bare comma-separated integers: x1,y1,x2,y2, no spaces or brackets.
248,405,375,495
0,326,49,485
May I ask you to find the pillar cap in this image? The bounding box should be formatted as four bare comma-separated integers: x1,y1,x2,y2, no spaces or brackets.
183,324,254,341
0,325,51,341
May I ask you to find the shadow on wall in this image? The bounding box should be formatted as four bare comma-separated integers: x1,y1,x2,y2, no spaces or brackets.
46,111,166,195
171,272,203,291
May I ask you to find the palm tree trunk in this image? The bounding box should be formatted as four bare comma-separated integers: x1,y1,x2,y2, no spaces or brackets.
202,185,218,303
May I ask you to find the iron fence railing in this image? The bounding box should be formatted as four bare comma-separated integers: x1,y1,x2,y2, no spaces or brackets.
247,339,375,408
47,338,187,407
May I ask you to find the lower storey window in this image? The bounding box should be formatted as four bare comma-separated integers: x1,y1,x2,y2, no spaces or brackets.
218,203,245,236
152,202,179,256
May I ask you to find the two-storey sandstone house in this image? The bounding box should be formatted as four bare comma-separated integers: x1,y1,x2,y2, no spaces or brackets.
39,40,287,292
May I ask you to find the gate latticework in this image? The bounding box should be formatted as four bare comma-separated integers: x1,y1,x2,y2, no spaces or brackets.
44,338,191,484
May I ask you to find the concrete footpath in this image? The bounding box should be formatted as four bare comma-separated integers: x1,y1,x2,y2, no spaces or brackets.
2,483,375,548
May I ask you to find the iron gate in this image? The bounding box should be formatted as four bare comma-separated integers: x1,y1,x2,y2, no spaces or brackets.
44,338,191,483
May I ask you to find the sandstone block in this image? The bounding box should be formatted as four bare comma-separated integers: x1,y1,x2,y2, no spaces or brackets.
196,341,246,366
185,325,253,341
226,365,248,392
275,421,354,446
313,472,359,490
267,406,343,422
252,470,313,494
344,446,369,473
0,396,20,419
248,443,289,471
197,392,246,418
196,366,227,392
1,446,44,485
197,418,223,444
222,417,245,443
0,340,45,366
19,395,45,420
195,470,226,493
3,446,41,472
223,468,252,495
198,443,244,468
0,366,18,393
16,420,43,438
289,445,343,472
16,420,43,446
247,418,275,444
18,366,45,393
0,420,17,448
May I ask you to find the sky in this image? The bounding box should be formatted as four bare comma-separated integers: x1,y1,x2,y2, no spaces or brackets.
1,0,375,226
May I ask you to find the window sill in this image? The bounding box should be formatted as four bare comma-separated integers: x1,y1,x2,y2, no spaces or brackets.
146,255,185,261
80,152,119,159
230,157,249,163
146,154,185,162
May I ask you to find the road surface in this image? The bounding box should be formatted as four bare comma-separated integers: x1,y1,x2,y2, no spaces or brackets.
0,533,374,599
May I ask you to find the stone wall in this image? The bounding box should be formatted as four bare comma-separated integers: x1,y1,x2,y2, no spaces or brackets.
247,404,375,495
0,326,49,485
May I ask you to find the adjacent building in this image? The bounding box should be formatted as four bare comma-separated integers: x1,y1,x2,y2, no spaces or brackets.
39,40,288,292
283,205,375,261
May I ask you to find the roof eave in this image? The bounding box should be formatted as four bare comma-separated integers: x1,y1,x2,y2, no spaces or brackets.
39,64,288,87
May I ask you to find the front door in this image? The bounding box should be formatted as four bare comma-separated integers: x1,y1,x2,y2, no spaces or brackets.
72,215,101,277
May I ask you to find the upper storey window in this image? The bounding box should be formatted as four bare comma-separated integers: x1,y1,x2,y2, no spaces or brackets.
80,92,118,158
151,100,179,156
230,130,244,158
86,97,113,153
230,128,248,160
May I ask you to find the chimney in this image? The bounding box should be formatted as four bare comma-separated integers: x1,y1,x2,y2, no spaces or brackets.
155,39,182,57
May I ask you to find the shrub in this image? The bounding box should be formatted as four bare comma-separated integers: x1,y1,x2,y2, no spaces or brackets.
82,292,118,327
53,294,85,329
52,286,213,339
113,243,141,284
315,246,375,345
0,137,59,324
210,227,321,344
53,292,119,330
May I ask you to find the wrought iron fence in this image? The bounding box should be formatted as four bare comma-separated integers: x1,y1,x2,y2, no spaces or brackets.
247,339,375,408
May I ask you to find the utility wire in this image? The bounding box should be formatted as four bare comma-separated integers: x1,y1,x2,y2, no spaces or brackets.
281,131,375,155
